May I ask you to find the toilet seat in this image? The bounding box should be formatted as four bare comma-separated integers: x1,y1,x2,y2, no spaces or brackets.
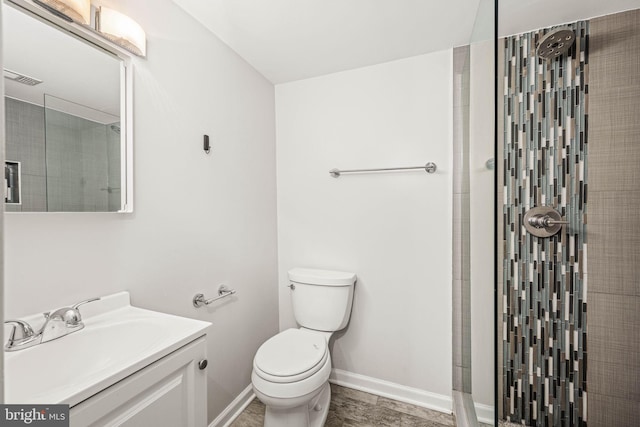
253,329,328,384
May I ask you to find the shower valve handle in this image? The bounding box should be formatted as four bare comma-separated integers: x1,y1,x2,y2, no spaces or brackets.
528,215,569,229
523,206,569,238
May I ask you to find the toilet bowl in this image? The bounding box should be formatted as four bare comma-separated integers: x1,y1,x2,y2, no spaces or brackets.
252,329,332,427
251,268,356,427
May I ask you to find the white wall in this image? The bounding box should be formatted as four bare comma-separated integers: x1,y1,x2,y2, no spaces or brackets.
0,1,4,404
469,39,495,410
276,51,453,397
3,0,279,421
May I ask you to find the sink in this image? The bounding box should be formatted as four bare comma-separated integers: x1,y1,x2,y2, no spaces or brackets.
4,292,210,406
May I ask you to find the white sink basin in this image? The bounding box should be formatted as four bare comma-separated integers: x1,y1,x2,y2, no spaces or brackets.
4,292,210,406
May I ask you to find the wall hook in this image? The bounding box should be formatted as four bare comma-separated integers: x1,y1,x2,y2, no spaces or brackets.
203,135,211,154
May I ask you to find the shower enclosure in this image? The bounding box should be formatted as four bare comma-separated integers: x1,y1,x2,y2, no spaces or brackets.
497,2,640,426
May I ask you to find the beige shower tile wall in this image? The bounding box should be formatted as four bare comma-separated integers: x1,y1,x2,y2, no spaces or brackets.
588,8,640,426
452,45,471,394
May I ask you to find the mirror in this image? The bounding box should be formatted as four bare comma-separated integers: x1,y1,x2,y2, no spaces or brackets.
3,1,132,212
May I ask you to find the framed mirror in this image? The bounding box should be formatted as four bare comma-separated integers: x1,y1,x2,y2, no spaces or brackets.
3,0,133,212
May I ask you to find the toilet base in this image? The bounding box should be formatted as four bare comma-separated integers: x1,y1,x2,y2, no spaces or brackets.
308,383,331,427
262,383,331,427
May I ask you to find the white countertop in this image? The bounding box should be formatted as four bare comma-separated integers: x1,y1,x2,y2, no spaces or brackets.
4,292,211,406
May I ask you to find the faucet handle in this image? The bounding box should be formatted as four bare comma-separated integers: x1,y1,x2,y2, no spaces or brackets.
71,297,101,322
4,320,35,345
72,297,101,311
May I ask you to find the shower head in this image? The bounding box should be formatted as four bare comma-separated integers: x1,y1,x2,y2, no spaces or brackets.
110,124,121,135
536,27,575,60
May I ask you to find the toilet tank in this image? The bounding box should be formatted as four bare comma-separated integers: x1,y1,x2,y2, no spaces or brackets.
288,268,356,332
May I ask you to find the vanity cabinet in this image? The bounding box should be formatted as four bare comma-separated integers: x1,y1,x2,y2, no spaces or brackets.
70,337,207,427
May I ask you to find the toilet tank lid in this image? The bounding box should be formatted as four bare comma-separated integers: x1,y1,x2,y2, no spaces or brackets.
288,268,356,286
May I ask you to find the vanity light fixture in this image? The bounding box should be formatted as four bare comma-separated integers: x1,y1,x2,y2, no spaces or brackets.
97,6,146,57
33,0,91,24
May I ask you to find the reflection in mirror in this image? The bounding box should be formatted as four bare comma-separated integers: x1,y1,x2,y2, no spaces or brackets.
3,3,126,212
44,95,121,211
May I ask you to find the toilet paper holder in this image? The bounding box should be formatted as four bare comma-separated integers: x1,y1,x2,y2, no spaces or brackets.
193,285,236,307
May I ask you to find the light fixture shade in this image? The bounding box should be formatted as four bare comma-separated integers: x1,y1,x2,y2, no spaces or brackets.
99,7,146,57
37,0,90,25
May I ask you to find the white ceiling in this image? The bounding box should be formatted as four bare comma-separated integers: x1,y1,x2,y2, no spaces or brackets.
3,0,637,99
172,0,483,84
174,0,640,85
3,4,121,121
499,0,640,37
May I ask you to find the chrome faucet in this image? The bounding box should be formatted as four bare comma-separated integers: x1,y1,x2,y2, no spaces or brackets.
4,297,100,351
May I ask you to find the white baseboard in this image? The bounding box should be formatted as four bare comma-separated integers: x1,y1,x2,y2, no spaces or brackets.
329,368,453,415
474,402,495,425
209,384,255,427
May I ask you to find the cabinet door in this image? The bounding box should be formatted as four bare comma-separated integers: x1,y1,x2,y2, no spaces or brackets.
71,337,207,427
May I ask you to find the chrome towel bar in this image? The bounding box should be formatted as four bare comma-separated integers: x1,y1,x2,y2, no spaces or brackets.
329,162,437,178
193,285,236,307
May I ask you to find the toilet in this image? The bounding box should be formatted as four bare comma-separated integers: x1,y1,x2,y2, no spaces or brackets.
251,268,356,427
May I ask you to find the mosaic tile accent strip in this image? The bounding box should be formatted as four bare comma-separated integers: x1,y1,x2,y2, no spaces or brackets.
502,22,589,427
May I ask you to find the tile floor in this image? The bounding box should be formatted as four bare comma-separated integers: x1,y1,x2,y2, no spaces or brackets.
230,384,494,427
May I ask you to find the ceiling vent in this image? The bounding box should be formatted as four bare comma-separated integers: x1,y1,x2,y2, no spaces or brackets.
3,68,43,86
